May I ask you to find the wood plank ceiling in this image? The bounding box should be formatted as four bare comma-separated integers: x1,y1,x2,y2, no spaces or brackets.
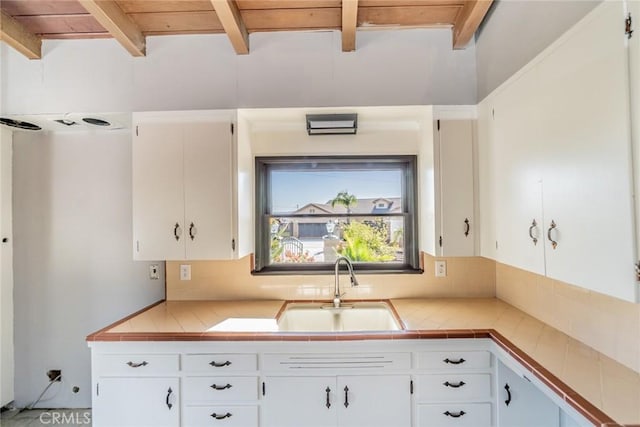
0,0,493,60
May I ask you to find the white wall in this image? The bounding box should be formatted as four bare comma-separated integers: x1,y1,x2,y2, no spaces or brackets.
0,128,14,407
475,0,601,101
1,28,477,114
12,130,165,408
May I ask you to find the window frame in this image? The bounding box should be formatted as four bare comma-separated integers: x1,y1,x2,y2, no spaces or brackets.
253,155,422,275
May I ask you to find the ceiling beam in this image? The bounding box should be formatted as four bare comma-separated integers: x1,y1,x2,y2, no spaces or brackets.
211,0,249,54
341,0,358,52
78,0,145,56
452,0,493,49
0,11,42,59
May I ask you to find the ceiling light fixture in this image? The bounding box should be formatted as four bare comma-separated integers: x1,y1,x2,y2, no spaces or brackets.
306,113,358,135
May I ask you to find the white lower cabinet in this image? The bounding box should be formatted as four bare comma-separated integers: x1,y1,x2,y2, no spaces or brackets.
417,403,492,427
262,375,411,427
89,340,596,427
496,360,559,427
94,377,180,427
183,405,258,427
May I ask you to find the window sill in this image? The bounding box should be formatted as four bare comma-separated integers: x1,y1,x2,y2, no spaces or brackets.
251,265,424,276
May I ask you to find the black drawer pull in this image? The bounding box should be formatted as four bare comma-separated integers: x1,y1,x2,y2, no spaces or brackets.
443,358,466,365
211,412,232,420
165,387,173,410
211,383,232,390
444,411,466,418
443,381,466,388
126,361,148,368
504,383,512,406
209,360,232,368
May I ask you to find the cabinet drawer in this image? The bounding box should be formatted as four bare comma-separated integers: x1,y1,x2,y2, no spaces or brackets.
183,377,259,403
183,354,257,372
416,403,492,427
416,351,491,370
415,374,492,401
94,354,179,375
183,405,258,427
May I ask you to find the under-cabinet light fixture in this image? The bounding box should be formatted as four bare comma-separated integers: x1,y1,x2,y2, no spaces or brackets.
306,113,358,135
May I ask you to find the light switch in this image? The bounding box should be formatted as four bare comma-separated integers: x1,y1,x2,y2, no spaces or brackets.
180,264,191,281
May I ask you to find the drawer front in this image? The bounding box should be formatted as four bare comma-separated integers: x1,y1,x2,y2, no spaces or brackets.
184,377,259,403
416,403,492,427
94,354,179,375
415,374,492,401
183,354,257,372
417,351,491,370
183,405,258,427
262,352,411,371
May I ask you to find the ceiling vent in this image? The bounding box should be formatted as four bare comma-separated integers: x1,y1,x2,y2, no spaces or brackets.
0,117,42,131
0,113,129,132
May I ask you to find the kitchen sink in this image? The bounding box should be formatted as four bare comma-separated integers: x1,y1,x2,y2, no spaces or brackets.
277,301,403,332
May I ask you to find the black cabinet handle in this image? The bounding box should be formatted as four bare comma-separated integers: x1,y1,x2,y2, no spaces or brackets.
209,360,232,368
189,222,196,240
504,383,512,406
464,218,470,237
444,411,466,418
173,223,181,241
210,383,232,390
443,381,466,388
126,361,148,368
326,387,331,409
211,413,232,420
443,358,466,365
165,387,173,410
343,386,349,408
529,219,538,245
547,220,558,249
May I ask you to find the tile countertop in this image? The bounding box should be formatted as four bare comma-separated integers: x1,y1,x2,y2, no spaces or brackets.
86,298,640,426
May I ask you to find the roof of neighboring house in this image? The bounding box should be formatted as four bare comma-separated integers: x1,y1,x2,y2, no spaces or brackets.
286,197,402,215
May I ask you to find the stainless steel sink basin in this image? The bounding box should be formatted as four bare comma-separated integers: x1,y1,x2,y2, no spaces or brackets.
277,301,402,332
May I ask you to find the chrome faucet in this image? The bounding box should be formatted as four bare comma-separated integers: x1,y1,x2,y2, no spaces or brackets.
333,256,359,308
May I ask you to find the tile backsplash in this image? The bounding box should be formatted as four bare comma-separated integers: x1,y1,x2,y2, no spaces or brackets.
496,262,640,374
166,253,496,301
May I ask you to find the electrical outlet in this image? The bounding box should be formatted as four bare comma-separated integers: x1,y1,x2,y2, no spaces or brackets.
149,264,160,280
435,260,447,277
180,264,191,281
47,370,62,382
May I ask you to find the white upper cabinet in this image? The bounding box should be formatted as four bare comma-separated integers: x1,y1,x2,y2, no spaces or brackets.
423,117,476,257
434,120,476,257
133,110,244,261
479,1,639,302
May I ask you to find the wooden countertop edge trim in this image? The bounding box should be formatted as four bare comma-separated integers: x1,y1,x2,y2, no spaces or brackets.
85,299,165,341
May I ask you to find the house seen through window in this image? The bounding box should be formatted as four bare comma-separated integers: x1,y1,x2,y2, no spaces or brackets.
254,156,420,273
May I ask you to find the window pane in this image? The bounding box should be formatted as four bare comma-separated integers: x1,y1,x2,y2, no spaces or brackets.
269,216,405,265
270,167,403,215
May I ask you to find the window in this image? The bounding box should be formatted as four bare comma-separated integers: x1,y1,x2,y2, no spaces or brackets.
254,156,420,274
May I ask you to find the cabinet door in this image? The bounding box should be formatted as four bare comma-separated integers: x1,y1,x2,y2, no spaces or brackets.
132,121,185,260
436,120,475,256
496,361,559,427
93,377,179,427
337,375,411,427
536,1,637,302
262,376,336,427
491,67,546,276
184,120,234,259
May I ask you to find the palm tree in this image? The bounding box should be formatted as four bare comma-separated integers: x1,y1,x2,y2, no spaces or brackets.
330,190,357,214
